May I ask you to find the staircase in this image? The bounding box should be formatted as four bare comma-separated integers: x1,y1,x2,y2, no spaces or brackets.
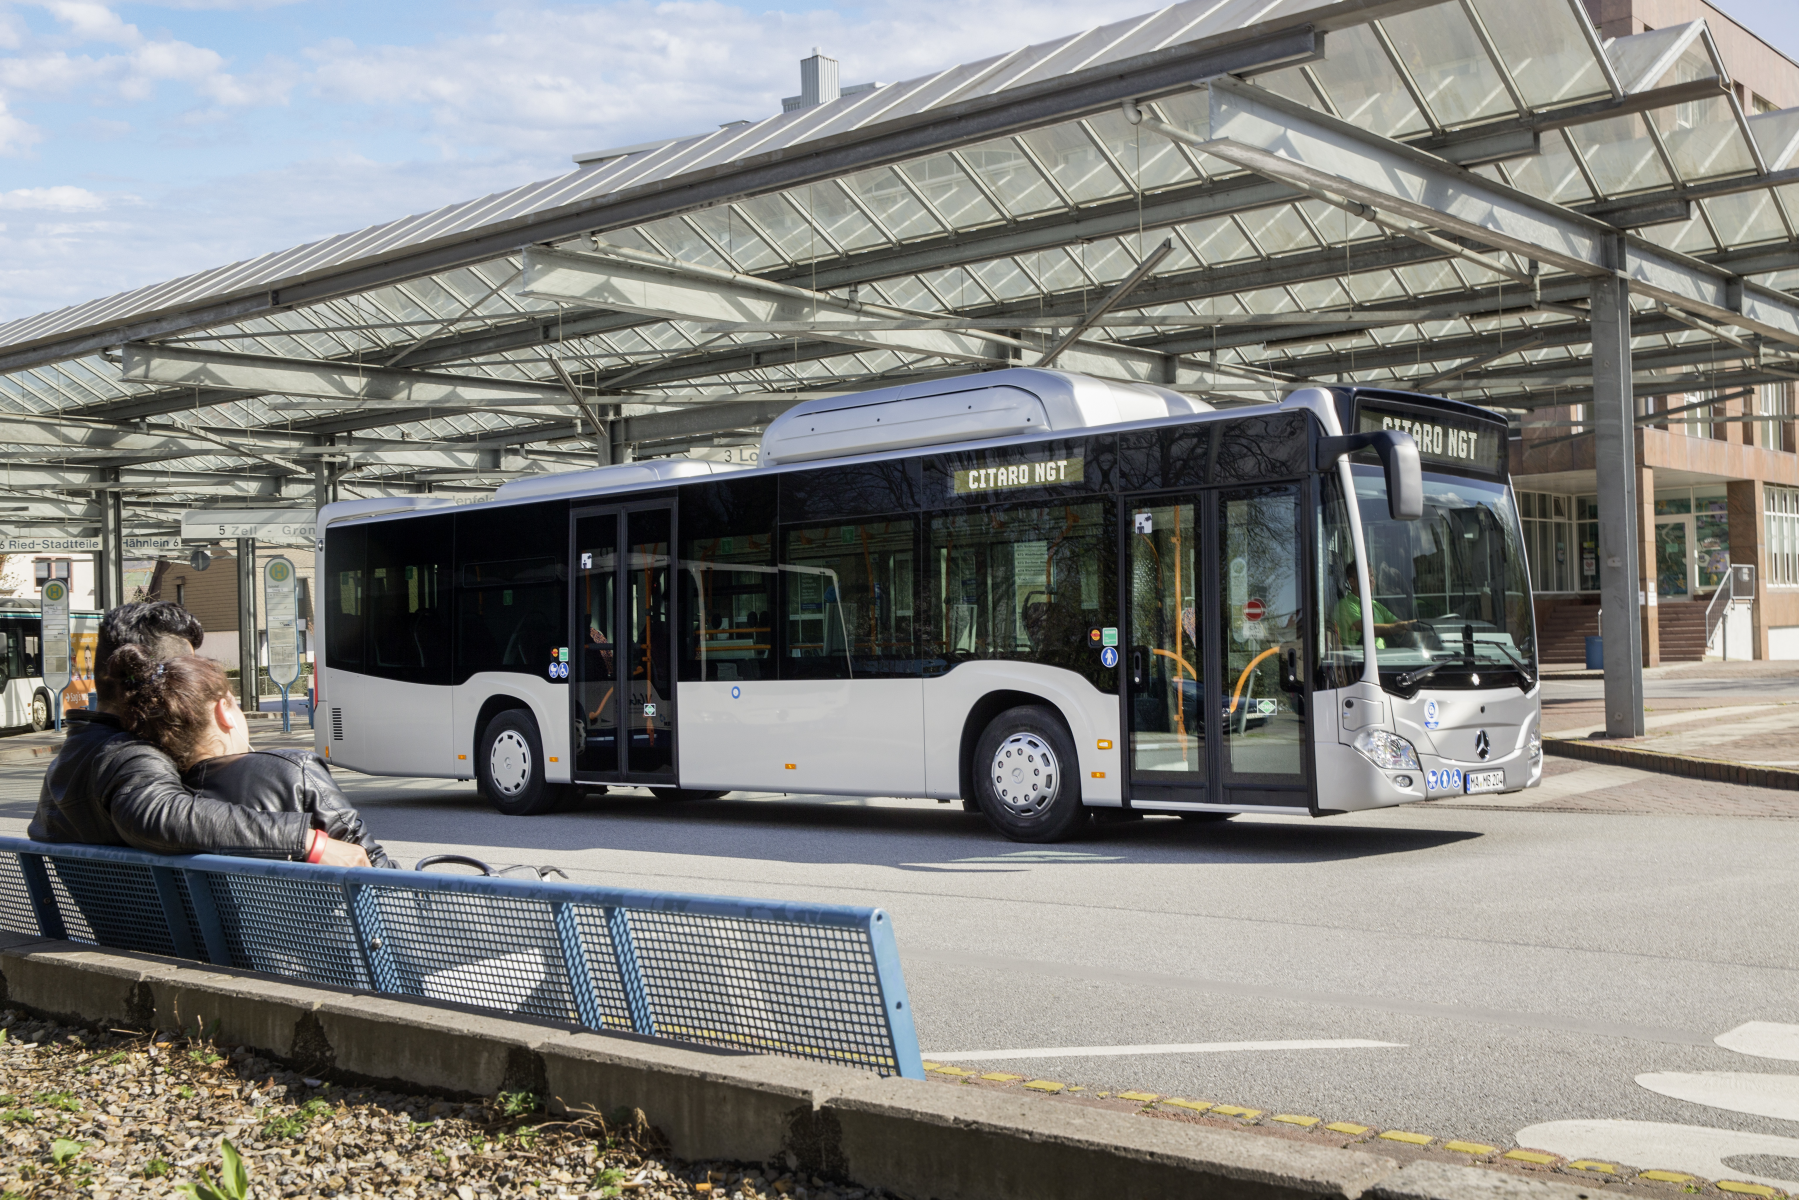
1657,596,1713,662
1537,599,1600,664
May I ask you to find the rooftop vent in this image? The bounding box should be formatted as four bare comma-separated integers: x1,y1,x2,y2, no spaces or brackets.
782,50,882,112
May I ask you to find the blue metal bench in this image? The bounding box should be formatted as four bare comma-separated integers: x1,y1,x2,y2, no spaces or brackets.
0,836,923,1079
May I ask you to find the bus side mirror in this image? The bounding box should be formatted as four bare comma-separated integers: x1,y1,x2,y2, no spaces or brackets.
1315,430,1424,521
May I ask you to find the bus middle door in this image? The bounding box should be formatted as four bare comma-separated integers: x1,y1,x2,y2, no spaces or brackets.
572,503,677,786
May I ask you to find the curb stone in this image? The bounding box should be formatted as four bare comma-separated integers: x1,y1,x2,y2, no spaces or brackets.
1543,736,1799,791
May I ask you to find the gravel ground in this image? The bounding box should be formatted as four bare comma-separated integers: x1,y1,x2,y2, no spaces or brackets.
0,1010,886,1200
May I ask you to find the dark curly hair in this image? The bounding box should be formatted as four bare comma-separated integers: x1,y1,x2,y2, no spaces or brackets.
95,602,204,708
103,644,234,768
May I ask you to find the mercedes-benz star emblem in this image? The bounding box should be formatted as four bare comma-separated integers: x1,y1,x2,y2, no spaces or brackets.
1474,730,1491,760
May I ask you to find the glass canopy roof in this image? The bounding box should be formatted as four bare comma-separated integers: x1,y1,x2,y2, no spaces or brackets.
0,0,1794,533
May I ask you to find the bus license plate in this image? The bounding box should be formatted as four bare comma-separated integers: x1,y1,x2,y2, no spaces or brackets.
1464,770,1505,795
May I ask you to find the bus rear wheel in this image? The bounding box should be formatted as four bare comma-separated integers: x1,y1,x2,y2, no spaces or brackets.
974,706,1087,843
30,690,51,733
476,710,566,816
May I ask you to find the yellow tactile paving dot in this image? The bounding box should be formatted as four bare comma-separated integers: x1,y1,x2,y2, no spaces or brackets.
1640,1171,1696,1184
1380,1130,1433,1146
1504,1150,1557,1165
1022,1080,1065,1092
1116,1091,1160,1103
979,1072,1022,1082
1211,1105,1262,1119
1443,1141,1496,1155
1162,1098,1212,1113
1567,1161,1618,1174
1272,1114,1320,1127
1718,1183,1779,1198
1326,1122,1370,1135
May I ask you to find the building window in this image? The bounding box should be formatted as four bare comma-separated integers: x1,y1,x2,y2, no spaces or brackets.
174,582,185,608
1517,491,1577,593
1770,486,1799,588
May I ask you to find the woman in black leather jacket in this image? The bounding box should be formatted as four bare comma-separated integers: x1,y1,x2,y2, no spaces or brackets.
105,646,396,869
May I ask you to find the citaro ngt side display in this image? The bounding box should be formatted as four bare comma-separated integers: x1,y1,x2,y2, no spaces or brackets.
316,369,1539,841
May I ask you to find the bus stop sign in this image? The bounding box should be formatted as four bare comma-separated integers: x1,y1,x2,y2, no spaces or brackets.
263,557,301,688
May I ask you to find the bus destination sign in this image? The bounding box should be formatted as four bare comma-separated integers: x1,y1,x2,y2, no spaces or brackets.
1357,406,1504,475
953,456,1084,495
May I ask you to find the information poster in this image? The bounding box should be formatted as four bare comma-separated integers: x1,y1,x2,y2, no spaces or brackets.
41,579,71,695
263,557,301,688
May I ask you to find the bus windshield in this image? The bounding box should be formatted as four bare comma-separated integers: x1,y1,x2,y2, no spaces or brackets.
1323,464,1535,692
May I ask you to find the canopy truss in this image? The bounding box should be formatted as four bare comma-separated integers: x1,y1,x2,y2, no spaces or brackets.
0,0,1795,578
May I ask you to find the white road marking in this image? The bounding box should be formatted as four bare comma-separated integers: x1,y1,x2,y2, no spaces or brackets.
1636,1071,1799,1121
1514,1120,1799,1189
926,1039,1404,1061
1717,1022,1799,1061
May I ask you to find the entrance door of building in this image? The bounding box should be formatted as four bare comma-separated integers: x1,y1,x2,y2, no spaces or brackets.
1655,517,1694,601
571,502,678,786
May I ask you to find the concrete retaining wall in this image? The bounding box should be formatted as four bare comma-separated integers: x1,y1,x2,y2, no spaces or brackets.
0,932,1595,1200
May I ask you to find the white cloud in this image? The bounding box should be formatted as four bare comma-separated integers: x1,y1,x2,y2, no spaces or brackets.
0,95,38,153
0,184,118,210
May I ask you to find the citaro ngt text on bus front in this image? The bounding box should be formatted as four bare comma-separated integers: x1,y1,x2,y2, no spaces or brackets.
1357,406,1503,475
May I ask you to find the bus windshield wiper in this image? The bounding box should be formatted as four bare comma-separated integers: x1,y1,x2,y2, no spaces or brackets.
1487,640,1537,685
1396,655,1470,689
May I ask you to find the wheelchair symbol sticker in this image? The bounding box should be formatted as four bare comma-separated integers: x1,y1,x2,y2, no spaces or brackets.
1099,646,1119,668
548,661,567,680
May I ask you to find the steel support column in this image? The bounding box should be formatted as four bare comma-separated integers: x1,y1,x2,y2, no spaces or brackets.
1591,262,1644,738
97,479,125,611
237,538,257,715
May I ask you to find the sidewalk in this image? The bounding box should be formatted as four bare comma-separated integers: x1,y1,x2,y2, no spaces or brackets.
0,718,314,767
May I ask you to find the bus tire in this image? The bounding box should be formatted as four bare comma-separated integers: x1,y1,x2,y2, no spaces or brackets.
476,710,562,816
974,705,1087,843
649,788,727,802
30,690,52,733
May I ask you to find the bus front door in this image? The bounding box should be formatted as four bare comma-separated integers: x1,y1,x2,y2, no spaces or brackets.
1123,487,1312,812
572,503,677,786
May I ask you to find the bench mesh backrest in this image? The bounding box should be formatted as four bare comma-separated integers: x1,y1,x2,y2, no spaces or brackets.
0,839,920,1078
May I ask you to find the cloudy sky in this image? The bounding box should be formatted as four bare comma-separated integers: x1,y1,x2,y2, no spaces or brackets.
0,0,1794,324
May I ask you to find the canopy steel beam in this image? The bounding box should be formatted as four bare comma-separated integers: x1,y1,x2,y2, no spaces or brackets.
120,344,571,407
1171,78,1799,349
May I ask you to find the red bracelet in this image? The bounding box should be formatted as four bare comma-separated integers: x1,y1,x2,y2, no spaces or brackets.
305,829,327,864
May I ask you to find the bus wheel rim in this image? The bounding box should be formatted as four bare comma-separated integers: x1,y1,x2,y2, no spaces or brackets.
991,733,1057,817
490,730,533,796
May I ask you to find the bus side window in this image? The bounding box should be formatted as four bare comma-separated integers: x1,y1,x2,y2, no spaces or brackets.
679,475,776,683
453,499,566,684
781,518,919,679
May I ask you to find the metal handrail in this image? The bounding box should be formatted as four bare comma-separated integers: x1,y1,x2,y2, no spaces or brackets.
1705,564,1756,651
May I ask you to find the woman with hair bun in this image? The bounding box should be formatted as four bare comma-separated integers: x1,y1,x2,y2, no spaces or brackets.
105,645,394,869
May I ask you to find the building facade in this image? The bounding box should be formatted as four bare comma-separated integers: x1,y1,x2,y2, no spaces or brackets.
1515,2,1799,662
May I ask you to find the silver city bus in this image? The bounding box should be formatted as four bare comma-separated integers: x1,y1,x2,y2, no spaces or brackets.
316,368,1539,841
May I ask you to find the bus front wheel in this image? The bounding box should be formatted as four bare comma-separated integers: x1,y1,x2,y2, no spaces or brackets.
476,710,565,817
30,690,51,733
974,706,1087,843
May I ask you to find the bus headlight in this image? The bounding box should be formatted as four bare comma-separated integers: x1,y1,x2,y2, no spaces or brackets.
1528,722,1542,762
1353,729,1420,771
